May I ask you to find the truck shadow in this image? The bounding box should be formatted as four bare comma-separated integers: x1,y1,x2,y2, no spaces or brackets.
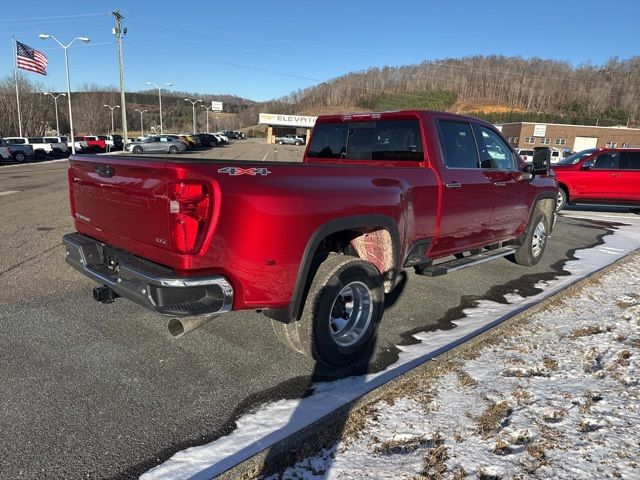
255,272,407,478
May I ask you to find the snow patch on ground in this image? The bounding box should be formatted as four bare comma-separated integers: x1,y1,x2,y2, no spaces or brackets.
142,212,640,480
272,254,640,479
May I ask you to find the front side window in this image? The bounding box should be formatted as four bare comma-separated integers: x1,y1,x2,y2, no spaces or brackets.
437,120,479,169
592,152,620,169
475,125,517,170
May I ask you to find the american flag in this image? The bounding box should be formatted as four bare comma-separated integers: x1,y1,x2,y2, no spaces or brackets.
16,41,47,75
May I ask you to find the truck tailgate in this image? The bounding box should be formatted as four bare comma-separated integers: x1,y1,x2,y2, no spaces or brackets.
69,156,173,264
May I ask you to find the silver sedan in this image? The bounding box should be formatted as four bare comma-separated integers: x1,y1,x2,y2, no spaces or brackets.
125,135,186,154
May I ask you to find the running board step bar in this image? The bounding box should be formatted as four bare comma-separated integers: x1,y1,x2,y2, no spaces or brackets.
415,247,516,277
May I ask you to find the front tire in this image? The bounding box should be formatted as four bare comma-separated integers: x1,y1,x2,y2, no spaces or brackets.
278,140,283,145
13,152,26,162
272,255,384,367
132,146,143,154
513,212,548,266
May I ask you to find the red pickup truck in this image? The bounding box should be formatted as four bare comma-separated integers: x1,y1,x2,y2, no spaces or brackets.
63,110,558,366
75,135,107,153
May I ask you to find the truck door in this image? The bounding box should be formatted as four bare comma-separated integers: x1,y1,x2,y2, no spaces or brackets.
473,124,530,239
430,119,496,255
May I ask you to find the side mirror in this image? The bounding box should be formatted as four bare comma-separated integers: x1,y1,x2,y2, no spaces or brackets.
532,147,551,174
581,161,594,170
521,163,533,181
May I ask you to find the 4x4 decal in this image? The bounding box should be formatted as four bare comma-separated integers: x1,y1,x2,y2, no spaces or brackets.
218,167,271,176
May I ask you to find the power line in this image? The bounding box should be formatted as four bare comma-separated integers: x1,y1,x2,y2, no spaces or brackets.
0,13,109,23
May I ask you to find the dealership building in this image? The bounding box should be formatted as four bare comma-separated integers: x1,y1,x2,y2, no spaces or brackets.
496,122,640,152
259,113,317,144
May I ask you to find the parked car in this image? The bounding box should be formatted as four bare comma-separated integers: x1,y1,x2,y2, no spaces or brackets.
553,148,640,211
4,137,58,158
214,133,229,144
125,135,186,154
0,145,11,162
1,138,35,162
98,135,124,151
60,136,88,153
222,130,243,139
518,148,562,164
75,136,107,153
43,136,70,157
63,110,557,367
276,134,304,146
194,133,219,147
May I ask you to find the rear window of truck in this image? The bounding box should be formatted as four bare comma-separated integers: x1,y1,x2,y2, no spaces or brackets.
308,119,423,161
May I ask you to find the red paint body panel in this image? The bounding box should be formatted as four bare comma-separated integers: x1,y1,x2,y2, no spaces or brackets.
552,148,640,205
68,110,557,312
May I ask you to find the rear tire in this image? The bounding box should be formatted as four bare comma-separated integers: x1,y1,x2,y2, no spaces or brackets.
13,152,26,162
169,145,178,154
294,141,301,146
272,255,384,367
513,212,548,266
556,188,567,211
278,141,283,145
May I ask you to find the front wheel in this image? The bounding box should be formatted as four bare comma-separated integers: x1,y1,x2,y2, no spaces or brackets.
132,146,143,154
13,152,26,162
272,255,384,367
513,212,548,266
277,141,283,145
294,141,301,146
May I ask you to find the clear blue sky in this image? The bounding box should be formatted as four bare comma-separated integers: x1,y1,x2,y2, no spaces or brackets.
0,0,637,101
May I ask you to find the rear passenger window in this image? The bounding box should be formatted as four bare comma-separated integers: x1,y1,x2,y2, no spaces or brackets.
474,125,517,170
437,120,479,169
620,152,640,170
307,119,422,161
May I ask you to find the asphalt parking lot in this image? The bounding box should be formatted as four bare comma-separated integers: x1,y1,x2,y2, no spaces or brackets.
1,145,637,478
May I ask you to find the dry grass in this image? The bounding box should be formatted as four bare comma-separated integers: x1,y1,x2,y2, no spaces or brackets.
512,388,532,406
477,401,513,438
493,438,513,456
569,324,612,339
456,370,478,388
542,356,559,371
373,434,428,455
421,433,448,479
340,404,377,441
579,390,603,414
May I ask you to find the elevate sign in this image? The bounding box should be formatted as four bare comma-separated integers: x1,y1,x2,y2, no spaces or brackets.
259,113,317,128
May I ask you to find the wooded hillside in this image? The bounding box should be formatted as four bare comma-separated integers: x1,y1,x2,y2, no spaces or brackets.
2,55,639,137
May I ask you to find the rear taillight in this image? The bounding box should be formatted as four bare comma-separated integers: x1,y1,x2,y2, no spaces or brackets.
169,181,212,254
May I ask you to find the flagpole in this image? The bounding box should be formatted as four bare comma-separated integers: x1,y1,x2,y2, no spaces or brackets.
12,35,23,137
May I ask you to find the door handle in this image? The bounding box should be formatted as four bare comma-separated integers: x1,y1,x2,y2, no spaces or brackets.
610,173,621,177
445,182,462,189
494,182,507,187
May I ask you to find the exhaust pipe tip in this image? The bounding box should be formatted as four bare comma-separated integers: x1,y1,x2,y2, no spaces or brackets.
167,318,186,338
168,315,216,338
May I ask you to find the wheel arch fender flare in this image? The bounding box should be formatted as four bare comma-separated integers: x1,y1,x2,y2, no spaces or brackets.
266,215,400,323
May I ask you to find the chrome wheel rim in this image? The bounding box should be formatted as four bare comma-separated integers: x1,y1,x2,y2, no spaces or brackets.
532,221,547,257
556,191,564,210
329,281,373,347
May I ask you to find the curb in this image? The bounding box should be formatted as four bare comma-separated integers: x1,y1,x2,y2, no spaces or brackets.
218,250,640,480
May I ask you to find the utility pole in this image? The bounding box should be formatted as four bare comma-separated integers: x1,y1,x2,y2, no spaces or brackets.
112,11,128,145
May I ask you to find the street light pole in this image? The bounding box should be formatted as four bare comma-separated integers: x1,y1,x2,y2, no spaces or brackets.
184,98,202,134
103,104,120,134
200,104,212,133
42,92,66,135
146,81,172,133
135,109,147,137
39,33,90,154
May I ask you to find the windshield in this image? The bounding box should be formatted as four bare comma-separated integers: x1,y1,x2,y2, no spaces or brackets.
557,148,597,165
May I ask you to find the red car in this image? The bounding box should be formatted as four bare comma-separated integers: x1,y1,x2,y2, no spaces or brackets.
552,148,640,211
63,110,557,366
